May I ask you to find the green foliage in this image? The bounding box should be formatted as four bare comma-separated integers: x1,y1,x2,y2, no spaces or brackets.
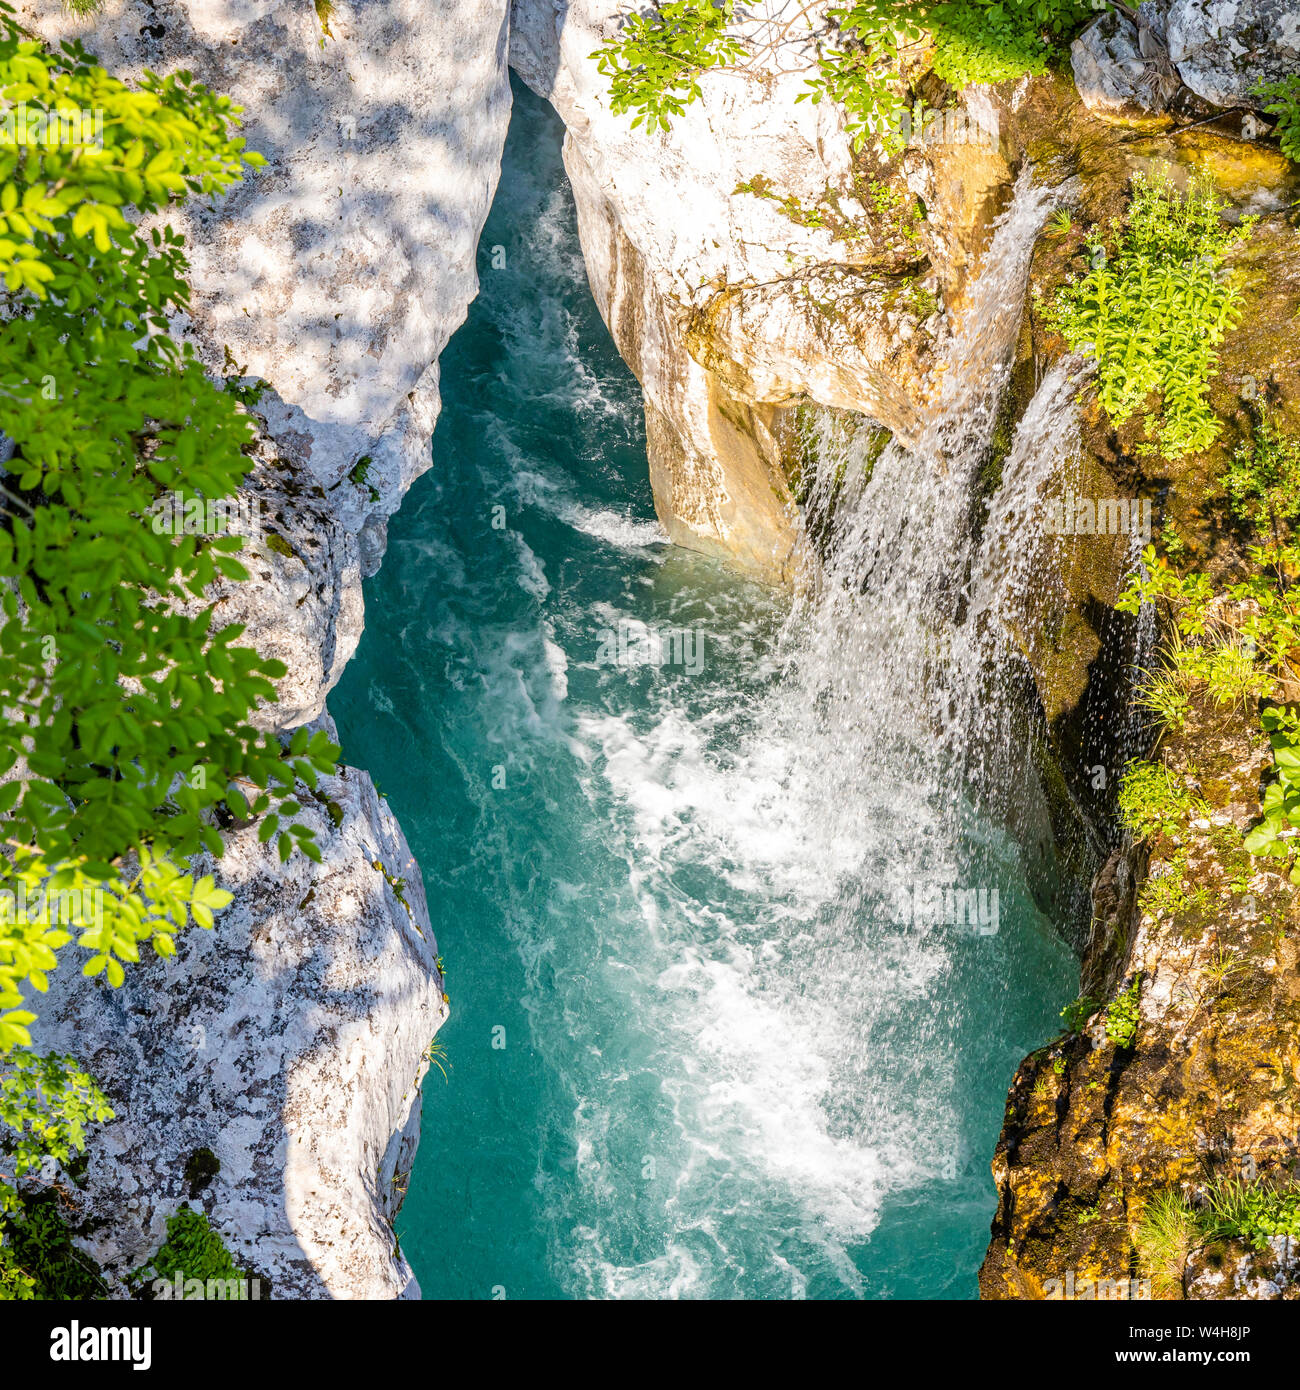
1045,207,1073,237
131,1204,244,1289
1201,1177,1300,1249
1137,1178,1300,1290
924,0,1093,88
1225,410,1300,532
598,0,1095,148
591,0,745,132
1139,848,1210,920
1047,173,1252,461
1103,976,1140,1048
1135,1188,1195,1296
0,9,343,1055
1255,74,1300,164
804,3,927,154
1137,662,1191,732
1118,759,1201,841
0,1050,111,1299
0,1050,111,1207
1241,708,1300,879
1,1194,105,1299
1059,993,1096,1033
1118,420,1300,884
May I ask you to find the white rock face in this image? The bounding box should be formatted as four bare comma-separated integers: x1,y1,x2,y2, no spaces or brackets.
1071,10,1182,123
26,0,511,576
19,0,510,1298
511,0,959,578
1166,0,1300,109
33,747,446,1300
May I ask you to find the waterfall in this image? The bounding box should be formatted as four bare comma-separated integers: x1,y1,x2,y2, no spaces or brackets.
335,92,1082,1299
765,170,1084,900
558,169,1092,1290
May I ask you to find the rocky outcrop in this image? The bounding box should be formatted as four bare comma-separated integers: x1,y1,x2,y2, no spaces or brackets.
20,0,511,1298
1071,9,1183,126
980,186,1300,1299
26,0,512,699
33,739,444,1299
511,0,1010,579
1167,0,1300,110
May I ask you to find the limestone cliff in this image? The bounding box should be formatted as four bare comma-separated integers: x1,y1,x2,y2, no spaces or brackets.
20,0,512,1298
510,0,1020,579
978,44,1300,1301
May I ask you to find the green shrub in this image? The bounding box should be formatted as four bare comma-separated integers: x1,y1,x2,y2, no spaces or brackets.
1117,759,1200,841
1047,173,1252,461
925,0,1092,88
1103,976,1140,1048
0,1195,105,1299
1256,74,1300,163
130,1205,245,1291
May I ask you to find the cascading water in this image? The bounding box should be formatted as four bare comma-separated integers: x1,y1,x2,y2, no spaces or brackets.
331,82,1082,1300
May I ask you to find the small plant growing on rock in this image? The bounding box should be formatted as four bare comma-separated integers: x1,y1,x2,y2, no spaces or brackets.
1047,173,1253,462
1225,410,1300,533
1103,976,1141,1048
1118,759,1201,842
1059,993,1097,1034
1255,74,1300,164
1200,1177,1300,1249
1135,1188,1196,1297
1242,708,1300,881
129,1205,246,1294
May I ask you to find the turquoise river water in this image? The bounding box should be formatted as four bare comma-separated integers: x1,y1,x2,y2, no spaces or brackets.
331,81,1079,1301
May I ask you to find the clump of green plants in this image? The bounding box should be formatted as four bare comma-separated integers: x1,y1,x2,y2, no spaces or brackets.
1047,173,1253,461
1224,410,1300,532
1200,1177,1300,1249
1134,1177,1300,1295
1103,976,1141,1048
0,1195,106,1300
1045,208,1073,238
1137,660,1192,733
1059,992,1097,1034
1138,849,1197,919
1118,759,1202,842
734,175,869,248
1255,74,1300,163
808,1,1093,150
1135,1188,1196,1297
1242,708,1300,881
130,1205,245,1292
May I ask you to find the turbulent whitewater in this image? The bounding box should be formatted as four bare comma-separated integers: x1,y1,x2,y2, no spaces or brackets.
332,86,1080,1300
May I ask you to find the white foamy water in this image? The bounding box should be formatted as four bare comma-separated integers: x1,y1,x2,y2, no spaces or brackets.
554,171,1084,1297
